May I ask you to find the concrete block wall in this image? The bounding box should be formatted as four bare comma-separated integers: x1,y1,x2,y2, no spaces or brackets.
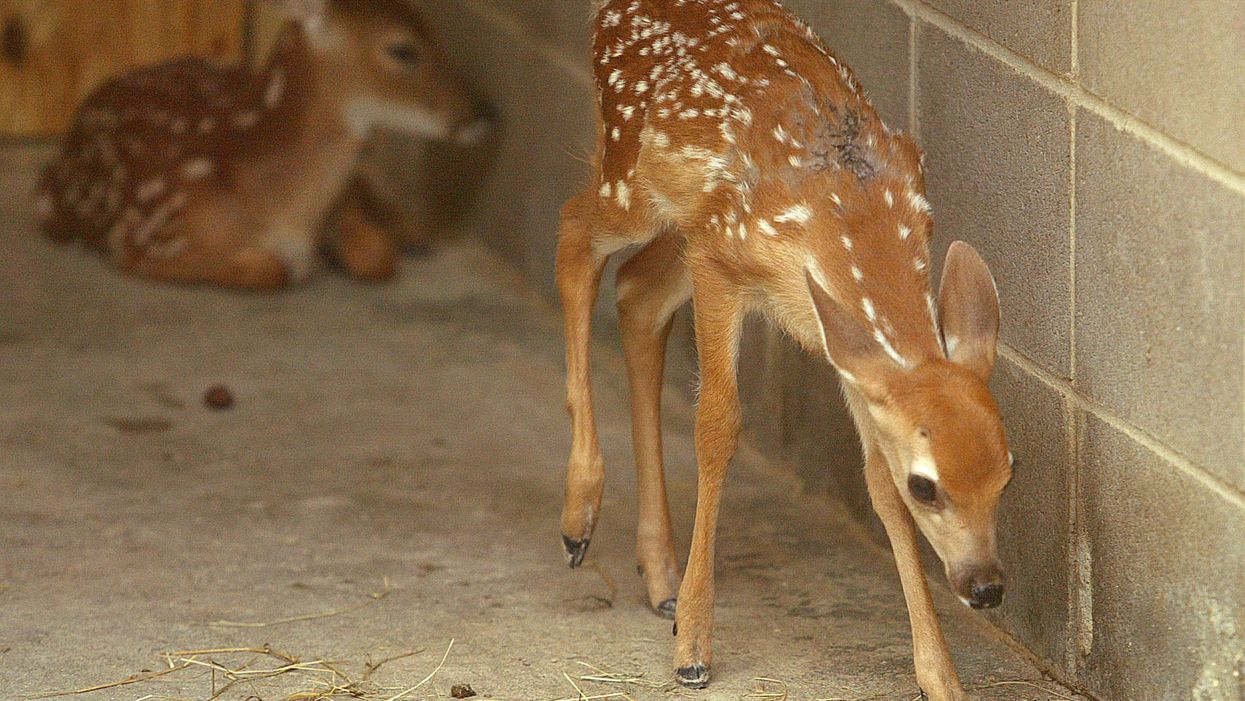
412,1,1245,699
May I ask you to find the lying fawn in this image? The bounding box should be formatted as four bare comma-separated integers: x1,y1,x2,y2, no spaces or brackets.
36,0,488,290
557,1,1012,697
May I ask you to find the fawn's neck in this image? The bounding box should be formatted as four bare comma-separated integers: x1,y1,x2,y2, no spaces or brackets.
244,24,366,230
803,177,944,369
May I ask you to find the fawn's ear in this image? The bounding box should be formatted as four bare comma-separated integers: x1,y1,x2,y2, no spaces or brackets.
937,241,1000,382
270,0,330,32
806,269,906,394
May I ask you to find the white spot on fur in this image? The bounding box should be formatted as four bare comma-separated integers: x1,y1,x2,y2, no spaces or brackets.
851,266,864,282
774,204,811,224
884,189,894,208
840,235,853,251
874,328,908,368
265,69,286,109
899,224,912,240
757,219,778,237
615,180,631,209
136,178,167,203
908,190,932,214
599,181,612,199
233,111,259,129
181,158,215,180
861,297,877,321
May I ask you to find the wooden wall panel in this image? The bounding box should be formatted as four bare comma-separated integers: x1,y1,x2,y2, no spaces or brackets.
0,0,247,137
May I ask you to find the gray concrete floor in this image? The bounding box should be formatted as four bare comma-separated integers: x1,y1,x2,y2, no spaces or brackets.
0,146,1081,700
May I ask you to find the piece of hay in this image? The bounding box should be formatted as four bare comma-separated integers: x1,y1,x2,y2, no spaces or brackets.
24,642,422,701
206,578,392,628
364,649,427,680
382,638,455,701
745,677,789,701
23,661,195,699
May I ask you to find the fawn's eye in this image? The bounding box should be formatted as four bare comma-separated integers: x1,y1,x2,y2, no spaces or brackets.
387,43,420,65
908,474,938,504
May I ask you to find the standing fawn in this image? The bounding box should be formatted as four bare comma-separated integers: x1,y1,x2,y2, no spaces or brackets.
557,1,1012,698
36,0,488,290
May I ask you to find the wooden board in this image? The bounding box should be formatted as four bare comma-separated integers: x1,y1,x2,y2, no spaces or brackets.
0,0,247,137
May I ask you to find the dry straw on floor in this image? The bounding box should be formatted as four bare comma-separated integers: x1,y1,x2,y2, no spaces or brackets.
25,640,453,701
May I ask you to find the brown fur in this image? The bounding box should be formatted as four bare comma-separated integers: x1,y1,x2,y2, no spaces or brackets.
36,0,483,290
557,1,1012,697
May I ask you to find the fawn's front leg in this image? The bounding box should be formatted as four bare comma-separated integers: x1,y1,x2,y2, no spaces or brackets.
863,440,964,701
672,272,744,688
332,177,400,282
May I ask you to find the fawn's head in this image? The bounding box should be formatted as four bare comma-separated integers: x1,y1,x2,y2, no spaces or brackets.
274,0,489,143
809,241,1012,609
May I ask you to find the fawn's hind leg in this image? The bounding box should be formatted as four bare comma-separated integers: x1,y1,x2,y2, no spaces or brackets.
556,186,663,567
616,231,691,617
123,199,292,291
131,241,290,291
556,191,613,567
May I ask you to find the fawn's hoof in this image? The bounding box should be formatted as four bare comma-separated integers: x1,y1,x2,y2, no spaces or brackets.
675,664,709,688
561,534,590,568
655,597,677,619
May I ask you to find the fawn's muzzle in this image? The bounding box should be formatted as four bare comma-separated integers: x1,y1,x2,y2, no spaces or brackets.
970,582,1004,609
951,564,1006,609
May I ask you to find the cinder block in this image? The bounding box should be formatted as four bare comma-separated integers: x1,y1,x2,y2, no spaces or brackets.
924,0,1073,75
1079,412,1245,701
791,0,912,130
417,0,597,301
917,26,1073,377
517,61,597,296
985,357,1073,672
1074,110,1245,490
482,0,597,59
778,340,871,521
1078,0,1245,171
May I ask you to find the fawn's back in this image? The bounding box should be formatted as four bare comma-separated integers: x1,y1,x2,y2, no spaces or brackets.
36,35,306,263
593,0,937,358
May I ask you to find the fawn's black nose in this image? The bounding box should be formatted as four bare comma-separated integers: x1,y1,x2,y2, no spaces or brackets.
969,582,1004,609
951,562,1006,609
